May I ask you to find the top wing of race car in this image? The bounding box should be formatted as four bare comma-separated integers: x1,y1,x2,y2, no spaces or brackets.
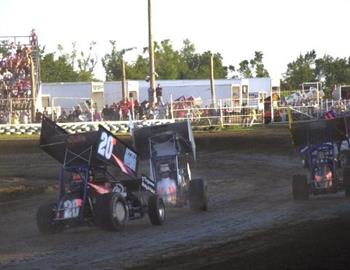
39,116,138,177
290,116,350,148
132,119,196,160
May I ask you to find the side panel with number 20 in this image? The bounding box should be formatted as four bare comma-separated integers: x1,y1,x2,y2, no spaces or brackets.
97,131,114,160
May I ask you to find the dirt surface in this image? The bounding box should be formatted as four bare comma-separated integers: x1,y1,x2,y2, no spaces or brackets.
0,126,350,270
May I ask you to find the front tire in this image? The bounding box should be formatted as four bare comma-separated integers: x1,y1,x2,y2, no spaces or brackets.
148,195,166,225
37,202,63,234
292,174,309,200
94,192,128,231
189,178,208,211
338,150,350,168
343,167,350,197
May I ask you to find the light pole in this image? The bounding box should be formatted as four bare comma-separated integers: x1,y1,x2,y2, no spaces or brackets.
121,47,137,102
148,0,156,108
210,54,217,108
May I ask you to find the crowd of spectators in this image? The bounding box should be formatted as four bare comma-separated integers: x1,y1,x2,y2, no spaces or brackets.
52,98,170,123
0,42,33,100
0,30,38,124
100,99,140,121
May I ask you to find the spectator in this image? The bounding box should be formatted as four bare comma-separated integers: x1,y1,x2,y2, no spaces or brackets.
67,111,74,122
156,84,163,104
57,109,67,122
0,112,7,124
241,103,249,127
94,110,102,121
30,29,38,48
133,99,140,120
35,109,42,123
102,105,110,121
120,100,129,120
52,110,57,122
249,109,257,127
72,106,81,121
12,112,19,125
43,107,48,117
325,109,336,120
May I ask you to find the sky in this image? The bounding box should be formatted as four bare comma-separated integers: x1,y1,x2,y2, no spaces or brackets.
1,0,350,81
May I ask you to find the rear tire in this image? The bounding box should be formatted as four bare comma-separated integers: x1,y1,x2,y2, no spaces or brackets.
338,150,350,168
148,195,166,225
37,202,63,234
292,174,309,200
189,178,208,211
94,192,128,231
343,167,350,197
301,157,309,168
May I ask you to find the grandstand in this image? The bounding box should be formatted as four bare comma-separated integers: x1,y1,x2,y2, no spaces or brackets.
0,30,40,124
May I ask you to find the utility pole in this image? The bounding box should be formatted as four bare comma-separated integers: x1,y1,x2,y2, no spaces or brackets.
148,0,156,108
210,54,217,108
121,59,127,102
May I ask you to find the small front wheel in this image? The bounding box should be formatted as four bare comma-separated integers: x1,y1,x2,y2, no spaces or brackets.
189,178,208,211
292,174,309,200
343,167,350,197
37,202,63,234
148,195,166,225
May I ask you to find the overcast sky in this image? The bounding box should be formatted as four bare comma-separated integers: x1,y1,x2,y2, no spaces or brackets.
1,0,349,81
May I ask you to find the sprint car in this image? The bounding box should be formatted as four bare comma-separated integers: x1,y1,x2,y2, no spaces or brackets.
36,117,166,234
132,119,208,210
290,116,350,200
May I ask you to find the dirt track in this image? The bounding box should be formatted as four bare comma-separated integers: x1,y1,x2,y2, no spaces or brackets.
0,127,350,270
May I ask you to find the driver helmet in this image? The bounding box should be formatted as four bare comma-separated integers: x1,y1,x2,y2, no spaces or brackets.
159,163,171,178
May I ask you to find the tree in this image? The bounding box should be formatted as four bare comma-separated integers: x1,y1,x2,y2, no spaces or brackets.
40,52,79,82
196,51,227,79
227,65,237,78
40,42,98,82
154,39,180,80
102,40,135,81
126,54,148,80
252,51,269,77
179,39,200,79
315,55,350,91
282,50,317,90
238,60,253,78
103,39,229,81
237,51,269,78
76,41,98,81
281,50,350,95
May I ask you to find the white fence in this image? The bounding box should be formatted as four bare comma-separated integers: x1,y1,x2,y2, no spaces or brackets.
2,95,350,128
0,98,35,124
170,98,264,127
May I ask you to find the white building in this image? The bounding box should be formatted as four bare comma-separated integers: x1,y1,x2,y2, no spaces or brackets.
39,77,279,111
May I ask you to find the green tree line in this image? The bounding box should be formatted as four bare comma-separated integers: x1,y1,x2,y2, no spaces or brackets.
15,39,350,95
37,39,269,83
282,50,350,95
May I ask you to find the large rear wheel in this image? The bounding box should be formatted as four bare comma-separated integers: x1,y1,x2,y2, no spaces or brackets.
292,174,309,200
94,192,128,231
189,178,208,211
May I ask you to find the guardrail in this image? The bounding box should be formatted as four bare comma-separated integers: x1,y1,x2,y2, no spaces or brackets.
0,119,175,135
